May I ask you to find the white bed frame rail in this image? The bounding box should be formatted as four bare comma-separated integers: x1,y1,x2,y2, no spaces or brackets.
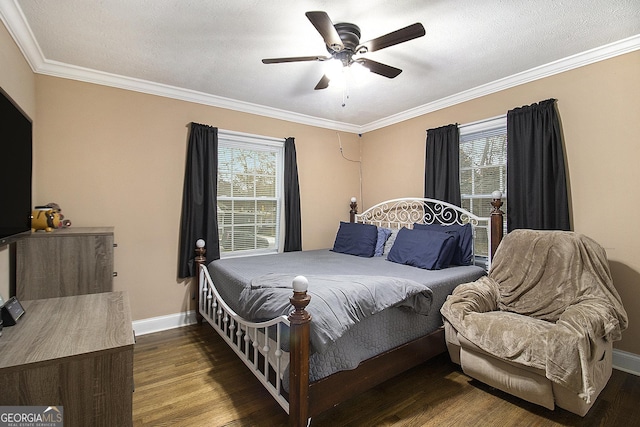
198,260,291,413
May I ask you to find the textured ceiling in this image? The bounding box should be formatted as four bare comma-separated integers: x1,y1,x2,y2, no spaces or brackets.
2,0,639,132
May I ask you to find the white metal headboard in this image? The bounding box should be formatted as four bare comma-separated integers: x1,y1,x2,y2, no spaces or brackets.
354,197,493,269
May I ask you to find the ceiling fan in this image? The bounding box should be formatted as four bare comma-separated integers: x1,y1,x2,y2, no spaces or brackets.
262,11,426,90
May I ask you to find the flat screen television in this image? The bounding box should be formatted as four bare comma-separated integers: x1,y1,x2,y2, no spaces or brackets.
0,88,32,247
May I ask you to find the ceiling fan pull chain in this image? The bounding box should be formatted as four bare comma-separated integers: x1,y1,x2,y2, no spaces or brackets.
342,76,350,107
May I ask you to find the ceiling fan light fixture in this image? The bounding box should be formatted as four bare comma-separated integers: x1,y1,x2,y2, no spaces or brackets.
324,59,345,81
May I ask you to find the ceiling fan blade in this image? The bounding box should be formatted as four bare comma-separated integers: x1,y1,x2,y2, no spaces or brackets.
314,75,330,90
358,58,402,78
361,23,425,52
262,56,326,64
305,11,344,52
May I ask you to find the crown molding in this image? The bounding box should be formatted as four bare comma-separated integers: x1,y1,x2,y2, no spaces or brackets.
36,59,362,133
2,1,638,134
0,0,45,70
360,34,640,133
0,1,361,133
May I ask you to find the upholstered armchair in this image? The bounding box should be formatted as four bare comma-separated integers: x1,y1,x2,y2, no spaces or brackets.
441,229,628,416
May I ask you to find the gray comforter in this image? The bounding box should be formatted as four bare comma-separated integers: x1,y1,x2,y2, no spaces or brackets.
242,274,432,352
208,249,486,383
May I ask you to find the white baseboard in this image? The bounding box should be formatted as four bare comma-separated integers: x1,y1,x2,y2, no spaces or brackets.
613,349,640,377
132,310,197,336
132,312,640,378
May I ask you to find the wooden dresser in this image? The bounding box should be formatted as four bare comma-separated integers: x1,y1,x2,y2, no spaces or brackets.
15,227,116,300
0,291,134,427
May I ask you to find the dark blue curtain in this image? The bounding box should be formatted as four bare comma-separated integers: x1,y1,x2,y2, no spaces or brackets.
178,123,220,278
424,124,461,206
284,137,302,251
507,99,570,232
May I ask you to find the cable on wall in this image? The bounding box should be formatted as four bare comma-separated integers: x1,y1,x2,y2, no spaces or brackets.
337,133,363,208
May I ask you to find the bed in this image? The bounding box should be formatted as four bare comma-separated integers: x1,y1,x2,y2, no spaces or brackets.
195,196,504,426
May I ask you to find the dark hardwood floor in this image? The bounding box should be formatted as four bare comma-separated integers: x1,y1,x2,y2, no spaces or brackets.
133,325,640,427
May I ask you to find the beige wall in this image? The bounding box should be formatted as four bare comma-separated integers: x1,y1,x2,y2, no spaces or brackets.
361,51,640,355
32,75,361,320
0,21,36,300
0,22,35,117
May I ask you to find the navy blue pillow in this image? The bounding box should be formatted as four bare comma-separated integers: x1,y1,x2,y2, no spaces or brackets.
387,227,457,270
331,222,378,257
413,222,473,266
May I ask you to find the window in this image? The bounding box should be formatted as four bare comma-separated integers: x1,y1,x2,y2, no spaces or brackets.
459,116,507,257
217,130,284,257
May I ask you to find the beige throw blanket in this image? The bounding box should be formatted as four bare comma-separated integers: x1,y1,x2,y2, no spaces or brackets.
441,229,628,403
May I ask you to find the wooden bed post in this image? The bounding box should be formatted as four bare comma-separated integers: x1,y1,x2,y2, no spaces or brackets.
349,197,358,223
490,192,504,260
194,239,206,325
288,276,311,427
